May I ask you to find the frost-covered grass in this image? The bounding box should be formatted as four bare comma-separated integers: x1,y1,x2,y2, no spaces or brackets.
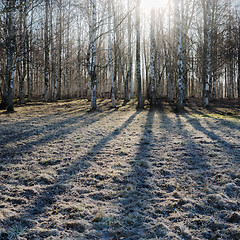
0,99,239,239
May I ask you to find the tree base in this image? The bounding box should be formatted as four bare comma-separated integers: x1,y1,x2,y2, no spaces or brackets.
7,106,15,113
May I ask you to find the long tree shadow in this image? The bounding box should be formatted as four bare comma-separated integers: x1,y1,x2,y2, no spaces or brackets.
116,109,155,239
186,104,240,131
2,110,140,235
174,112,211,170
0,99,116,150
182,111,240,163
158,111,212,199
0,109,118,160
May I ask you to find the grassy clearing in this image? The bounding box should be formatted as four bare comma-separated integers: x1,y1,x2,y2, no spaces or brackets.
0,99,239,239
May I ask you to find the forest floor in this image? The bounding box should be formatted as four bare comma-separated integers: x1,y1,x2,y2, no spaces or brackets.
0,98,240,240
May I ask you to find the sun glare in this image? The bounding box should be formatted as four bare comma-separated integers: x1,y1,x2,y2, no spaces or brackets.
141,0,169,12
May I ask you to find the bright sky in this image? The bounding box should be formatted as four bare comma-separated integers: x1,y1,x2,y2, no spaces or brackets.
141,0,169,12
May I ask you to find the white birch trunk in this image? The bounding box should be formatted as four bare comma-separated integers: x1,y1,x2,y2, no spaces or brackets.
202,0,210,107
88,0,97,110
108,0,116,107
45,0,50,102
176,0,184,110
50,0,56,102
124,0,132,103
136,0,143,108
57,0,62,100
150,8,156,105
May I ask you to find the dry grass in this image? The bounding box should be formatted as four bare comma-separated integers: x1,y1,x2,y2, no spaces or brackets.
0,98,239,239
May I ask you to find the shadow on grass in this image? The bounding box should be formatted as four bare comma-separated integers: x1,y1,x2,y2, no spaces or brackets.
116,108,156,239
186,104,240,131
182,111,240,163
0,109,118,160
2,110,140,234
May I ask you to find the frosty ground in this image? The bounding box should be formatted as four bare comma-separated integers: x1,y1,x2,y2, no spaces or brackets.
0,99,239,240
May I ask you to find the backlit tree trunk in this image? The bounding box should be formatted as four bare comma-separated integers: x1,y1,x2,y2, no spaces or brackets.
176,0,184,110
57,0,62,100
108,0,116,108
202,0,210,107
87,0,98,110
136,0,144,108
150,8,156,105
45,0,50,102
6,0,17,112
124,0,132,104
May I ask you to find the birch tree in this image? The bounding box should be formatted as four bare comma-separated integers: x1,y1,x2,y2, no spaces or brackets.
123,0,132,104
108,0,116,107
202,0,210,107
176,0,185,110
136,0,144,108
57,0,62,100
238,20,240,104
5,0,17,112
17,0,26,104
150,8,156,105
45,0,50,102
87,0,98,110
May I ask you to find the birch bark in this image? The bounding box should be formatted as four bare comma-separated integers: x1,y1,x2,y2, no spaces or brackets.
136,0,144,108
57,0,62,100
150,8,156,105
124,0,132,104
108,0,116,107
202,0,210,107
44,0,50,102
176,0,184,110
87,0,98,110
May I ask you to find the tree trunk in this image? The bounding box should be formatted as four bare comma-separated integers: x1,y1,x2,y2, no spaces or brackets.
202,0,210,107
136,0,143,108
88,0,98,110
45,0,50,102
176,0,184,111
150,8,156,105
124,0,132,104
27,3,33,102
57,0,62,100
6,0,17,112
18,1,25,104
108,0,116,107
0,82,8,110
238,23,240,104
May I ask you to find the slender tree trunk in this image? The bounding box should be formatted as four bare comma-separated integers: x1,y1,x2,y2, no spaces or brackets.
66,0,71,99
108,0,116,107
88,0,98,110
202,0,210,107
136,0,143,108
18,2,25,104
124,0,132,104
77,18,81,99
176,0,184,111
50,0,56,102
57,0,62,100
27,3,33,101
6,0,17,112
150,8,156,105
44,0,50,102
167,0,174,101
238,23,240,104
